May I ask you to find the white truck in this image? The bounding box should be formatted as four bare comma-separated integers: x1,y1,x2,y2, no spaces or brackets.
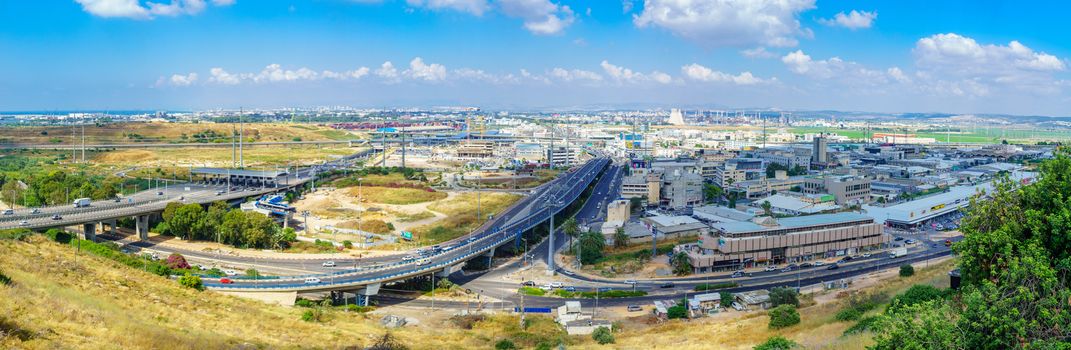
889,247,908,258
73,198,91,208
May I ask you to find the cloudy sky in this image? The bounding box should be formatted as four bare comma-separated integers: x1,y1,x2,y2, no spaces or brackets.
1,0,1069,116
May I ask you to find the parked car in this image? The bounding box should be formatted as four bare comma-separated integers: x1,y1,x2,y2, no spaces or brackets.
559,269,575,276
549,282,564,288
827,264,840,270
781,267,793,273
764,266,777,272
322,261,336,267
799,262,813,268
627,305,642,312
841,256,854,262
563,286,576,292
223,269,237,276
894,236,904,241
220,278,234,284
861,253,872,258
814,261,826,266
304,277,321,284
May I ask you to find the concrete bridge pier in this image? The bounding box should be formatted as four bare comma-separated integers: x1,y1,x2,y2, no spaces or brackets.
483,246,496,266
82,223,97,241
436,264,462,278
356,283,381,307
134,215,150,240
99,219,117,236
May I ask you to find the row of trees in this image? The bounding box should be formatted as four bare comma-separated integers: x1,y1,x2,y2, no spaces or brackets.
765,163,808,178
0,170,122,207
158,201,296,249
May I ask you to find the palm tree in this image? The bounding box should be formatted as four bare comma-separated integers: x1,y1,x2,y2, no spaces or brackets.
562,217,580,259
613,226,628,249
671,252,692,276
761,200,773,217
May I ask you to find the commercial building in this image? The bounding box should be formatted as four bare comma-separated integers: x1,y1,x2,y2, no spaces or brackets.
606,199,630,223
546,146,578,167
682,212,887,272
803,175,872,205
729,171,806,199
642,215,709,239
456,140,495,159
750,193,840,215
659,171,704,209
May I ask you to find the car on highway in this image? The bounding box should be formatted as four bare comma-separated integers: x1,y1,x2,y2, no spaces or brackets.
520,281,536,287
113,197,122,203
814,261,826,266
781,267,793,273
220,278,234,284
659,282,675,289
861,253,872,258
563,286,576,292
945,239,953,247
322,261,336,267
623,279,637,285
402,255,417,262
764,266,778,272
216,191,225,196
157,191,164,196
51,215,62,220
559,269,575,276
894,236,904,241
3,209,13,215
549,282,564,288
905,239,916,244
827,264,840,270
223,269,237,276
731,271,744,278
467,236,477,243
304,277,322,284
31,208,40,214
627,305,642,312
787,263,798,269
799,262,813,268
19,220,28,226
416,258,431,266
841,255,854,262
596,287,613,293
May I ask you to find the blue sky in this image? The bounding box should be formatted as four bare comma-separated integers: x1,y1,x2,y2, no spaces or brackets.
1,0,1069,116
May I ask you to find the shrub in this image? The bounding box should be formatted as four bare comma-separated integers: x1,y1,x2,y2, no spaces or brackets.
342,240,353,249
166,253,191,270
301,309,323,322
666,305,687,319
245,269,260,278
694,282,737,291
295,299,316,308
835,293,883,321
345,305,375,313
44,228,72,244
367,333,408,350
769,287,799,307
885,284,945,315
178,274,204,291
592,326,614,344
449,314,486,329
495,339,517,350
754,336,797,350
843,315,881,335
768,305,800,329
835,308,863,322
0,270,11,285
204,268,224,277
899,264,915,277
518,287,546,296
719,291,734,307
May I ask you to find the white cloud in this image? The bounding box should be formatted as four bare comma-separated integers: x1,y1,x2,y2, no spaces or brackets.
322,67,371,80
633,0,816,48
887,67,910,83
405,0,489,16
252,64,318,83
818,10,877,30
600,60,673,84
74,0,233,19
498,0,575,35
168,72,198,86
404,57,447,81
621,0,633,13
913,33,1067,95
781,50,893,85
681,63,768,85
208,67,242,85
549,67,602,82
741,47,776,59
376,61,400,82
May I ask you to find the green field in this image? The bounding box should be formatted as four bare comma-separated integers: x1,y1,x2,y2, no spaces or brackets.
791,126,1071,143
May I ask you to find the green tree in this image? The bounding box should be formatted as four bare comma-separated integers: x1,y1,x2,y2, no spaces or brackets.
613,226,629,249
167,203,205,240
592,326,614,344
719,291,734,308
703,183,723,204
666,305,687,319
768,305,800,329
494,339,516,350
562,217,580,255
761,200,773,217
178,273,203,291
577,229,605,264
769,287,799,307
871,301,962,350
899,264,914,277
885,284,945,315
754,336,798,350
670,251,692,276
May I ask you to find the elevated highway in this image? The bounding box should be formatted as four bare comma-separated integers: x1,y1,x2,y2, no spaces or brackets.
204,157,612,304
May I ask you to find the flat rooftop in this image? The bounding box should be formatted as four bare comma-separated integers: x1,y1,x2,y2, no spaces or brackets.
711,212,873,234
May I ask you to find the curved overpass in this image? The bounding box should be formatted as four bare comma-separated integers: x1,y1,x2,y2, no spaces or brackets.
203,158,612,301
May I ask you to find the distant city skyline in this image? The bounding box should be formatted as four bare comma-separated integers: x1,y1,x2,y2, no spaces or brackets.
1,1,1069,116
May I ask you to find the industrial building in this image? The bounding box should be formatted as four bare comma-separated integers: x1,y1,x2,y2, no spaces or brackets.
681,212,888,272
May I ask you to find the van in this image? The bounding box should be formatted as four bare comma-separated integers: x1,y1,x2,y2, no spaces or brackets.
416,258,431,266
304,277,322,284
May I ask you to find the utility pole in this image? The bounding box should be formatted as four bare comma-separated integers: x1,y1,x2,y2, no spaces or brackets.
81,118,86,163
546,196,555,275
401,131,406,169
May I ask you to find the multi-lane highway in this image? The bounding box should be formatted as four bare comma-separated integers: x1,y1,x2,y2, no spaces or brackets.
200,157,612,292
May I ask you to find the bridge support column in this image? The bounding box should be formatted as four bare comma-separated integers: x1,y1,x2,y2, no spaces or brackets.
436,264,462,278
134,215,149,241
82,223,97,242
106,219,117,235
483,246,496,266
356,283,381,307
